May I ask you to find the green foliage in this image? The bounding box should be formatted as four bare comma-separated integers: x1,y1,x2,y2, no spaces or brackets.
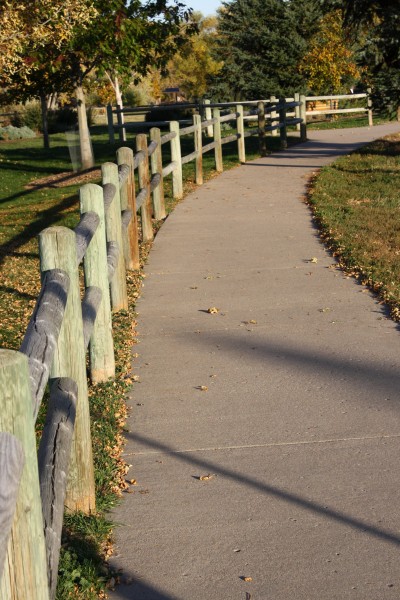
0,125,36,139
332,0,400,114
209,0,315,101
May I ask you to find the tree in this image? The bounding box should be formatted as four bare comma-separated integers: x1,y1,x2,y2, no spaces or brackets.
163,13,223,100
209,0,309,101
327,0,400,116
299,10,360,94
0,0,96,84
1,0,193,165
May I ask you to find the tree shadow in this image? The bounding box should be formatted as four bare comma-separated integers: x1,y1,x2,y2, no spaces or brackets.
0,192,78,268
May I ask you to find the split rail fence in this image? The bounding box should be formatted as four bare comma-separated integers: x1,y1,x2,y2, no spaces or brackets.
0,89,373,599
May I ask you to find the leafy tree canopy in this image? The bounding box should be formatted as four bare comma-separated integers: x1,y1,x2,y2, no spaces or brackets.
209,0,320,101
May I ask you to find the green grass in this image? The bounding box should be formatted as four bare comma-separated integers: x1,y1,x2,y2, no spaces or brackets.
306,132,400,319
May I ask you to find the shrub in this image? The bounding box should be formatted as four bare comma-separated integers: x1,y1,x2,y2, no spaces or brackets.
0,125,36,140
22,104,43,131
145,106,193,123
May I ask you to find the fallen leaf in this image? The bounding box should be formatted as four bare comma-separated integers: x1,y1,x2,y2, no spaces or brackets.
310,257,318,263
128,479,137,485
207,307,219,314
198,385,208,391
319,307,331,313
241,576,253,582
200,473,215,481
249,319,257,324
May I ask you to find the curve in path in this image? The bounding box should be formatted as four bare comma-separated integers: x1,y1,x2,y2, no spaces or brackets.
109,123,400,600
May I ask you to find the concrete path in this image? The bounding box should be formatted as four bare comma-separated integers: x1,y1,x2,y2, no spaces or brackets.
109,123,400,600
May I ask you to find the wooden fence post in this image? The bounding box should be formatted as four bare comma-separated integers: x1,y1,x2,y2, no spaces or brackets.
169,121,183,199
258,101,267,157
279,97,287,149
300,94,307,142
0,350,49,600
294,92,301,131
236,104,246,163
80,184,115,382
102,162,129,310
116,147,140,269
204,99,213,137
136,134,154,241
106,104,115,144
367,87,373,126
116,104,126,143
149,128,166,220
270,95,278,136
194,114,203,185
213,108,223,173
0,433,24,581
39,227,96,513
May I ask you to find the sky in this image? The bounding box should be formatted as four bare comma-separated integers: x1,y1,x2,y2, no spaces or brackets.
186,0,222,16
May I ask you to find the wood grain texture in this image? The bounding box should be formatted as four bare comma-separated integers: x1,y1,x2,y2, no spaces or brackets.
136,134,154,241
117,147,140,270
75,211,99,264
38,377,77,600
80,183,115,382
0,350,49,599
213,108,223,173
20,268,70,421
0,433,24,582
39,227,95,513
169,121,183,200
102,162,128,311
149,128,166,220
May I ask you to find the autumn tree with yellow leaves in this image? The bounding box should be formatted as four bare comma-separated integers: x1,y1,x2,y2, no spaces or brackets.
299,10,360,94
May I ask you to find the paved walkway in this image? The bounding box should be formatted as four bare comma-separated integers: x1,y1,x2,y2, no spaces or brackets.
109,123,400,600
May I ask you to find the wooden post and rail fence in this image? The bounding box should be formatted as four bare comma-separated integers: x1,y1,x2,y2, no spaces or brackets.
106,91,372,143
0,90,373,599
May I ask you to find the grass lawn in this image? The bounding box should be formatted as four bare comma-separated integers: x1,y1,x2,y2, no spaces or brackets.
306,131,400,319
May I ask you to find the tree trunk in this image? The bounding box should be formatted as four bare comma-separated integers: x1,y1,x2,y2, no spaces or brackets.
114,76,126,142
40,94,49,150
76,85,94,170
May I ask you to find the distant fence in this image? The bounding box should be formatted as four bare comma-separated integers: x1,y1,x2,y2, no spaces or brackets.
305,91,373,125
107,91,372,144
0,89,373,599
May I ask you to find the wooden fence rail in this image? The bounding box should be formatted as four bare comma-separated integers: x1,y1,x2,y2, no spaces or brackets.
0,89,374,598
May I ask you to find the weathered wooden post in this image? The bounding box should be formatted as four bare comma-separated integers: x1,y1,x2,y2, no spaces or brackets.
116,104,126,143
117,147,140,269
102,162,129,310
270,95,278,136
149,128,166,220
213,108,223,173
0,350,49,599
80,184,115,382
204,99,213,137
136,134,154,241
0,432,24,581
194,114,203,185
106,104,115,144
300,94,307,142
38,377,77,600
236,104,246,163
367,88,373,126
279,97,288,149
258,101,267,157
39,227,96,513
294,92,301,131
170,121,183,199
